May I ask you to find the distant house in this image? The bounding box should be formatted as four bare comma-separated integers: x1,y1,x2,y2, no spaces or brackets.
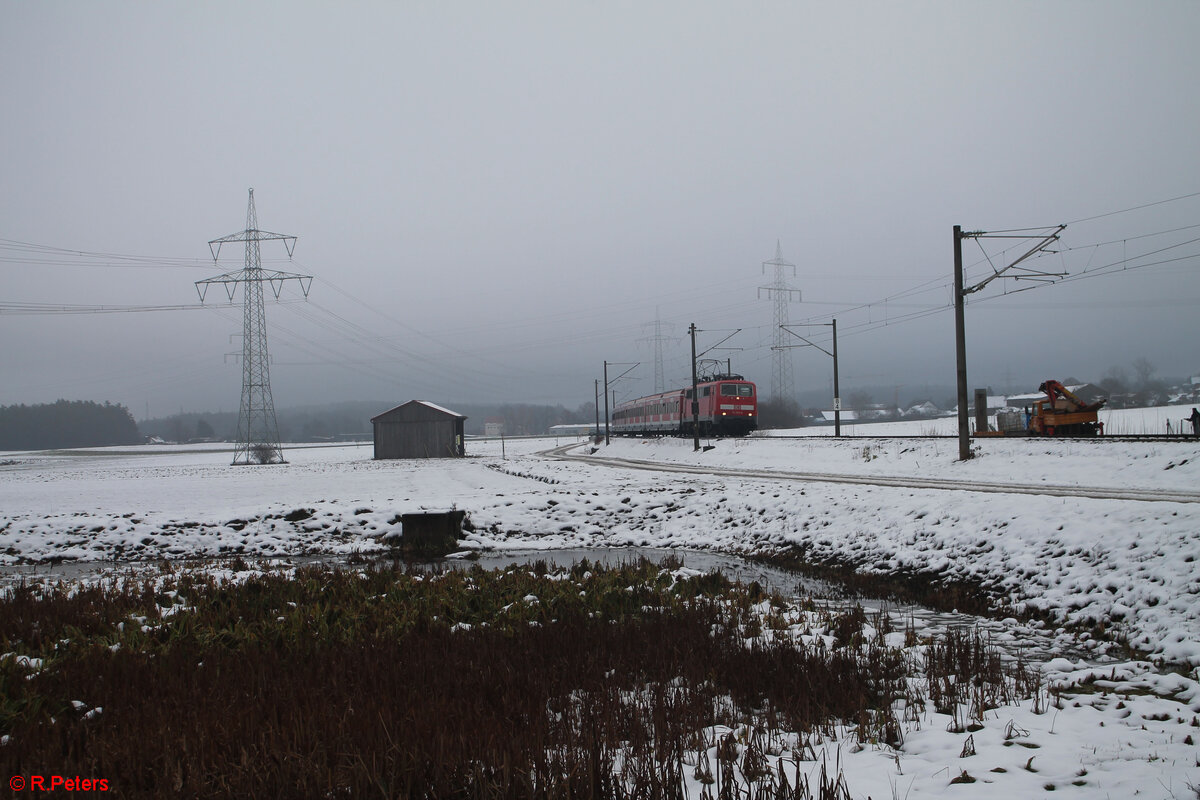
371,401,467,459
977,395,1009,413
859,404,894,420
902,401,942,418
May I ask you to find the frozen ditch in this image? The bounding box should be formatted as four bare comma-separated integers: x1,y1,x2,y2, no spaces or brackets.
1,545,1114,668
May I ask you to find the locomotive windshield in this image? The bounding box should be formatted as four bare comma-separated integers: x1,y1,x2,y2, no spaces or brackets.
720,383,754,397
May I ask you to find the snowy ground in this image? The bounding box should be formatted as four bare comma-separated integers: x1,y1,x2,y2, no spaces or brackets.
3,406,1199,796
776,404,1200,438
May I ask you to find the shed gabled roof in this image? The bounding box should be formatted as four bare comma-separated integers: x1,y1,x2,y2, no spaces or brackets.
370,400,468,423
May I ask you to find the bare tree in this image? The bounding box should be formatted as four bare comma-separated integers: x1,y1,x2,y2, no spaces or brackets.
847,390,874,413
758,397,804,429
1100,366,1129,395
1133,357,1156,389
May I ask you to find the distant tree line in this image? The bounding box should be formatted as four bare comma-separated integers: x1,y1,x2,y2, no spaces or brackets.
0,400,141,451
485,402,593,436
757,397,805,429
1094,357,1185,407
138,400,598,442
129,358,1196,445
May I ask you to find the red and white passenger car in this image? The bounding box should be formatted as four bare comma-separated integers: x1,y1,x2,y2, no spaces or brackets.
611,375,757,437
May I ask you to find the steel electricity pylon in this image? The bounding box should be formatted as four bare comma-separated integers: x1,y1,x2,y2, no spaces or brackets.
638,307,677,393
758,241,801,404
196,189,311,465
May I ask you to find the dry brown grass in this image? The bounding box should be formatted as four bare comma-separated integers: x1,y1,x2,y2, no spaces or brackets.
0,558,1012,798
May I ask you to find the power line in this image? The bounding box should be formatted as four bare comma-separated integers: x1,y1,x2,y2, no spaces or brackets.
7,189,1197,409
0,238,218,269
0,301,225,315
1054,222,1200,251
789,220,1199,341
1066,190,1200,225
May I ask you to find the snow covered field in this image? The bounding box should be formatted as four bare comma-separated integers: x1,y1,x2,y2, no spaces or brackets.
775,404,1200,438
2,408,1198,663
3,406,1199,796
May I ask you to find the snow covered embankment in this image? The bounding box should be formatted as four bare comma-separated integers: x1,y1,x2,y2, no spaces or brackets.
467,436,1200,667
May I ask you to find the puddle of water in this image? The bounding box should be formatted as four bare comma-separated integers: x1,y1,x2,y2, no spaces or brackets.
409,547,1116,666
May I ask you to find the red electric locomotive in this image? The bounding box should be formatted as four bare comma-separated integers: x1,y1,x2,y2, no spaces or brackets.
611,374,757,437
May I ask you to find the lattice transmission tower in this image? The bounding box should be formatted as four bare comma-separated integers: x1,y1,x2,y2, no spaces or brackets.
196,189,311,465
638,307,678,393
758,241,801,403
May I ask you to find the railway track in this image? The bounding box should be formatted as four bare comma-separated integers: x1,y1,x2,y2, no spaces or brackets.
540,443,1200,504
758,433,1200,443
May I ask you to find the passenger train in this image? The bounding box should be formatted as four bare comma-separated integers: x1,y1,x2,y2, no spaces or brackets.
611,375,757,437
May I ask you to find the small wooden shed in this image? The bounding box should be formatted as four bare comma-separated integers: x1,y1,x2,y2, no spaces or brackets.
371,400,467,459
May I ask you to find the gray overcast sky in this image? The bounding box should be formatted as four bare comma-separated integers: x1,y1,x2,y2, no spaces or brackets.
2,1,1198,418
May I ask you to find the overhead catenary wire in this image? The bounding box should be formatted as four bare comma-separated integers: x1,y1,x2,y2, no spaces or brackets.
4,188,1197,405
1064,190,1200,226
786,208,1200,345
